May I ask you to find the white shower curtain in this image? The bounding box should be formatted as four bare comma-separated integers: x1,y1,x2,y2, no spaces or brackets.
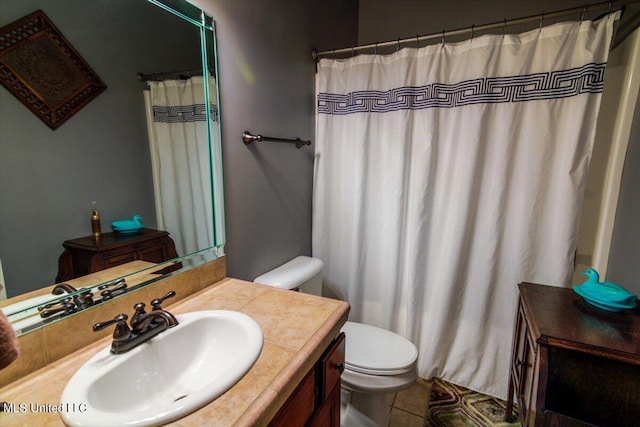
313,14,618,399
144,76,216,257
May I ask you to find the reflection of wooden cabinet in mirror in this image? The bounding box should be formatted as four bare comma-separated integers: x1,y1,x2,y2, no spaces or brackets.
56,229,178,283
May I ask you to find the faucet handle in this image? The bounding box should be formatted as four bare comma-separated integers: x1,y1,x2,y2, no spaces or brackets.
151,291,176,311
93,314,132,351
39,297,72,311
93,313,128,331
131,302,147,325
99,280,128,301
98,278,126,291
38,300,77,318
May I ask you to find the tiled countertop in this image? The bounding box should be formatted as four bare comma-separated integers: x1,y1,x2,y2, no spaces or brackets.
0,278,350,426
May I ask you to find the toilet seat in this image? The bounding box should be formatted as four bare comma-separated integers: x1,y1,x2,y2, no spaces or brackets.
342,321,418,376
341,364,418,395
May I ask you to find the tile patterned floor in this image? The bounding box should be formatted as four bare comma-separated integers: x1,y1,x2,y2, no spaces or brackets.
388,378,521,427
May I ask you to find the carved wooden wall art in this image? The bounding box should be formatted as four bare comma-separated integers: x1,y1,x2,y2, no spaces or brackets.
0,10,107,129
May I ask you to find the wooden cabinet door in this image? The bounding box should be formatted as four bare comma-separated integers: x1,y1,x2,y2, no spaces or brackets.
320,332,345,402
507,300,537,426
269,370,315,427
270,333,346,427
309,382,341,427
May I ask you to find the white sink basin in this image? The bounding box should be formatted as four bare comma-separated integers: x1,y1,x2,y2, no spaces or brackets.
60,310,263,427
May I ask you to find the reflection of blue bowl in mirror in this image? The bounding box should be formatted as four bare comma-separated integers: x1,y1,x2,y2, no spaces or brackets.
111,215,143,234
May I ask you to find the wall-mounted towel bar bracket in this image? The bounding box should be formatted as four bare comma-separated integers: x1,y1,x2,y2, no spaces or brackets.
242,131,311,149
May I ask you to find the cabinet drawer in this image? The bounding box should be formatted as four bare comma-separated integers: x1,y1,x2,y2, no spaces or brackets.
138,245,166,263
320,332,345,401
269,370,315,427
131,237,165,251
103,252,136,268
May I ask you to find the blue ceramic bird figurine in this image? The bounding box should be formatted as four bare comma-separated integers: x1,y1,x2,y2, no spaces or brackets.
574,268,637,308
581,268,626,292
111,215,143,232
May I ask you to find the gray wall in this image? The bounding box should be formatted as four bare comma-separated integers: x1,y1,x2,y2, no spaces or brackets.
608,94,640,295
357,0,623,46
192,0,358,281
0,0,201,296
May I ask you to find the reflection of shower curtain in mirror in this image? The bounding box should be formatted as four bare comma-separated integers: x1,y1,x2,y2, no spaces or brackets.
143,76,216,257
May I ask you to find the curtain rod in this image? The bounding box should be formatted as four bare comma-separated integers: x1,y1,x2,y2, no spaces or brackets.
137,68,210,82
313,0,636,60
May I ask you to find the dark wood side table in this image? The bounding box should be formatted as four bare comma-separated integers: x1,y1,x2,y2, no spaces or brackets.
505,282,640,427
56,228,178,282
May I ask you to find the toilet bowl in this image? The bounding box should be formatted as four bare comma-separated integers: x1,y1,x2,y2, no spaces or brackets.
254,256,419,426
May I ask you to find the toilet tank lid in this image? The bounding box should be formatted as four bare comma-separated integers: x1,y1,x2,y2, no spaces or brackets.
253,256,323,290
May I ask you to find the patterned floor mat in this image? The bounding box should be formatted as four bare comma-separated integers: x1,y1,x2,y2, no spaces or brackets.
425,378,520,427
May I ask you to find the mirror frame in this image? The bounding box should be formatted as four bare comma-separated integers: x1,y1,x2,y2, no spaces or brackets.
0,0,225,335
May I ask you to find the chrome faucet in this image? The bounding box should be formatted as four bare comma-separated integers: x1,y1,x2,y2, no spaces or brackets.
93,291,178,354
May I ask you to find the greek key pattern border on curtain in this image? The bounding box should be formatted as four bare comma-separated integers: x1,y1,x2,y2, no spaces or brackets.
153,104,219,123
318,62,606,115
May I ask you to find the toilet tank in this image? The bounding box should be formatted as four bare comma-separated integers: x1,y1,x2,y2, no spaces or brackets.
253,256,323,295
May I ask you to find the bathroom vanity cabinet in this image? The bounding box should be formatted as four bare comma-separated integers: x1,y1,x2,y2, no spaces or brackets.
270,332,345,427
505,282,640,427
56,228,178,282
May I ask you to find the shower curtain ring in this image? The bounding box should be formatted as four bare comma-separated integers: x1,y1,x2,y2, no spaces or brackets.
580,4,588,22
397,38,400,53
374,42,378,55
608,0,613,12
539,12,545,30
502,18,507,36
351,46,355,57
441,29,445,46
471,24,475,41
416,34,420,49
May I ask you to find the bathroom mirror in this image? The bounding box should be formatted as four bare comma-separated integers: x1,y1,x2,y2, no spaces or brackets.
0,0,225,334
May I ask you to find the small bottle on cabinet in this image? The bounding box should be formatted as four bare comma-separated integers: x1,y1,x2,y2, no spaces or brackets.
91,209,101,238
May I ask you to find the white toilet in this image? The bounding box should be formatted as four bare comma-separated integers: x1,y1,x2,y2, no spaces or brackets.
254,256,419,427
